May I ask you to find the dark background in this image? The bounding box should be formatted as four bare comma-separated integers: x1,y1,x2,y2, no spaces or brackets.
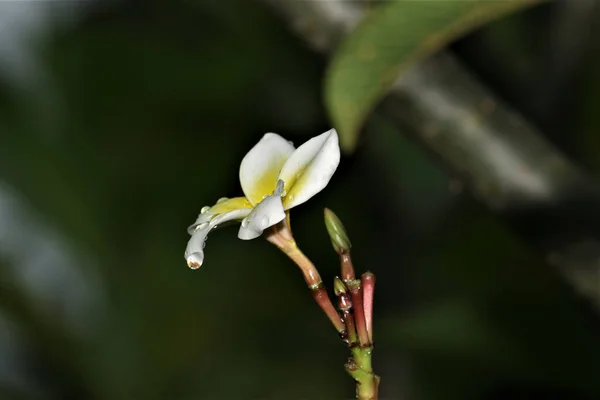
1,1,600,399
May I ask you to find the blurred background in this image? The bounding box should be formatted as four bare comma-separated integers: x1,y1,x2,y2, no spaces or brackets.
1,0,600,399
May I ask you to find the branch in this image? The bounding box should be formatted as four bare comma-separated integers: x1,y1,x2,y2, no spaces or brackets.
264,0,600,311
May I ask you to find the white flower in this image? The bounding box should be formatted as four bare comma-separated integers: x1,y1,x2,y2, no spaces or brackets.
185,129,340,269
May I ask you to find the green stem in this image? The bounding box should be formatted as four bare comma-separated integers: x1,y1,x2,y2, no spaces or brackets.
335,276,380,399
347,346,380,400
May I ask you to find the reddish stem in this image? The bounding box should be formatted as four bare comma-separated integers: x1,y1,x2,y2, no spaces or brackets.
340,251,356,282
266,221,346,334
311,283,346,334
340,251,369,346
349,282,370,347
361,272,375,343
336,286,357,345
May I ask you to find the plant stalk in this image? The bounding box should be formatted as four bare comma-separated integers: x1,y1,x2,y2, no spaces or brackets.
266,220,346,334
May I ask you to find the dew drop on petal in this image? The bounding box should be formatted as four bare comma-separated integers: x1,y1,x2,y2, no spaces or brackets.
274,179,285,195
241,218,251,228
217,197,228,204
260,215,270,228
195,222,209,231
201,206,211,214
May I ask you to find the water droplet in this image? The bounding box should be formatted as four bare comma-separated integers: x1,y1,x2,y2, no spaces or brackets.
195,222,209,231
186,252,203,270
275,179,285,195
281,190,287,197
212,225,218,229
288,140,294,146
241,218,251,228
217,197,228,204
201,206,210,214
260,216,269,228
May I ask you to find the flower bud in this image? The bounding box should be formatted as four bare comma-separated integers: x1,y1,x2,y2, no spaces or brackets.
333,276,347,296
324,208,351,254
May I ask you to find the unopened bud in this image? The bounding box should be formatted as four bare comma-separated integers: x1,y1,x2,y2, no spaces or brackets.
333,276,347,296
324,208,351,254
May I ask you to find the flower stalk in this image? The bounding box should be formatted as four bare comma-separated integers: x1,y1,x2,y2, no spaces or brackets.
325,209,380,400
266,219,346,334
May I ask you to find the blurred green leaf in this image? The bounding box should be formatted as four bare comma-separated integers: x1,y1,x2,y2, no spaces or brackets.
325,0,542,152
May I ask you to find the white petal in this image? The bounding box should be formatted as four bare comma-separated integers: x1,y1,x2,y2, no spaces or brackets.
185,229,206,269
185,208,251,269
239,133,295,206
278,129,340,209
238,180,286,240
187,197,252,234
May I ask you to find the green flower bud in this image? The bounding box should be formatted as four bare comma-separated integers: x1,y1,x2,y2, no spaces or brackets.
324,208,351,254
333,276,347,296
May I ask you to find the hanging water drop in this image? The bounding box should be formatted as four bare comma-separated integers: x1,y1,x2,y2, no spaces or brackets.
201,206,211,214
217,197,228,204
186,252,204,270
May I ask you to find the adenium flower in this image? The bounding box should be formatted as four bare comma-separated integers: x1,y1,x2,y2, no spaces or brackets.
185,129,340,269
